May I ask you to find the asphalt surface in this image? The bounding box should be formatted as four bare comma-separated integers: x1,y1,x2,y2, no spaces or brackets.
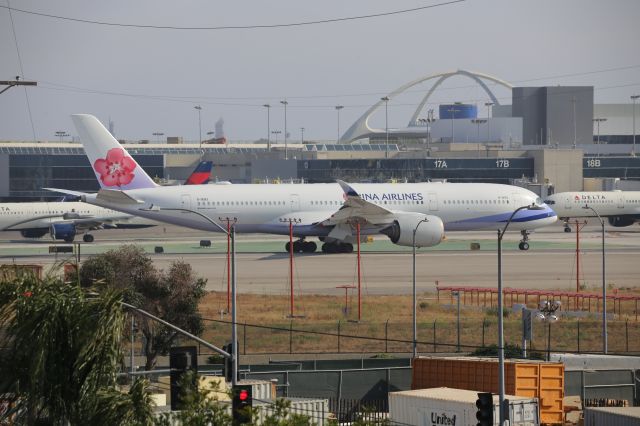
1,223,639,294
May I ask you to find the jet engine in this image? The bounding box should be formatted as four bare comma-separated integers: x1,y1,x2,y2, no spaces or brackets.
608,215,636,227
381,213,445,247
50,223,77,242
20,228,49,238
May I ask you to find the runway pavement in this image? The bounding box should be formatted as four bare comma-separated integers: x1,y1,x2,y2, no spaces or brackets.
1,223,639,295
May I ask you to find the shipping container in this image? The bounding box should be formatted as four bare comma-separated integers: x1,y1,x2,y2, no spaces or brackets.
389,387,539,426
584,407,640,426
412,357,564,424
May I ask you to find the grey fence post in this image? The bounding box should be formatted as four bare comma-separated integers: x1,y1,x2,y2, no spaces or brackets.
577,320,580,353
482,318,486,347
243,322,247,355
626,320,629,353
433,320,437,353
385,319,389,353
289,320,293,354
337,320,341,353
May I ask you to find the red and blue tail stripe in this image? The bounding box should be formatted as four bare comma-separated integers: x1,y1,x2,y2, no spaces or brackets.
184,161,213,185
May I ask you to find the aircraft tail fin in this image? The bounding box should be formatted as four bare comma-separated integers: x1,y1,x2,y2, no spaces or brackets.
184,161,213,185
71,114,158,190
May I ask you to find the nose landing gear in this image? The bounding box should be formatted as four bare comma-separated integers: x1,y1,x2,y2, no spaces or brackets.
563,220,572,233
518,230,530,251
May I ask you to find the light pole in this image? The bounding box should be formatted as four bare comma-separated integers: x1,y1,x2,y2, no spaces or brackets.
152,132,164,143
263,104,271,151
194,105,202,150
572,96,577,149
447,105,458,143
485,102,494,142
143,206,238,385
593,118,607,145
497,204,543,425
271,130,281,145
632,95,639,157
471,119,487,143
536,300,561,361
280,100,289,160
583,205,607,354
55,131,69,142
381,96,390,158
593,118,607,156
300,127,305,144
412,218,429,358
335,105,344,143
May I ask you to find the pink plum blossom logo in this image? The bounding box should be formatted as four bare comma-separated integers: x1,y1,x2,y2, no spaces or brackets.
93,148,136,187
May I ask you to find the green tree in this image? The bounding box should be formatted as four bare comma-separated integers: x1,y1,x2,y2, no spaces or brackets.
80,245,207,370
0,272,155,425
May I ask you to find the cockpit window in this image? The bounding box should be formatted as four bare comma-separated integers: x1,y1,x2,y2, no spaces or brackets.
543,199,555,205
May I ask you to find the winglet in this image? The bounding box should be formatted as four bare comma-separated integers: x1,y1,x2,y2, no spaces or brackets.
337,180,359,197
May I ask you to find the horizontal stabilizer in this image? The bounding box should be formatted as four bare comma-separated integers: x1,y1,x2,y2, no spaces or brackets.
44,188,90,197
97,189,144,205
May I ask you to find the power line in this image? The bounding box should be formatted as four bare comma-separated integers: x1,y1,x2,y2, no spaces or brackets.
37,80,640,110
0,1,465,31
6,0,36,140
36,64,640,105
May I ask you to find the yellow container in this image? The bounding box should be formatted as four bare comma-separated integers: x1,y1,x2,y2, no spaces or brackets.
412,357,564,425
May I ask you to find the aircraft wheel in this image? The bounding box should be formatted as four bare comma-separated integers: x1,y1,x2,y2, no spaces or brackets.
518,242,529,251
342,243,354,253
322,243,336,254
64,236,75,243
563,226,572,233
285,241,291,253
303,241,317,253
83,234,94,243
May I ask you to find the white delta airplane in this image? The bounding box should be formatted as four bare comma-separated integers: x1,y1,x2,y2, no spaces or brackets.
0,161,213,242
545,190,640,232
47,114,557,253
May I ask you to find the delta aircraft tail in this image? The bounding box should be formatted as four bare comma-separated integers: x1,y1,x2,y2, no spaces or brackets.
71,114,157,190
184,161,213,185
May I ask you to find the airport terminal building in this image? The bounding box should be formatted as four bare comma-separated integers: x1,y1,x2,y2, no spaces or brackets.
2,69,639,201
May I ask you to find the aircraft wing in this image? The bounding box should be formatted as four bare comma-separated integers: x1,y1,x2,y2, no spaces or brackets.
320,180,394,227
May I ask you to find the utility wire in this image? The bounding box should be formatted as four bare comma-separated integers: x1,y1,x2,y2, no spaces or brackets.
0,1,465,31
37,64,640,103
6,0,36,140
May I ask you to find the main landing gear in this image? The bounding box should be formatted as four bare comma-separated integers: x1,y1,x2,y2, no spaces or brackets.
321,242,353,254
518,230,530,251
285,239,317,253
82,234,94,243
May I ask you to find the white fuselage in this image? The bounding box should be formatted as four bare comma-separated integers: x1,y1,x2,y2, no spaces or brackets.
545,191,640,219
0,202,155,233
81,182,557,237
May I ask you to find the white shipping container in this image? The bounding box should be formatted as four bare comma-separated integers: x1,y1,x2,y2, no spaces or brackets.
584,407,640,426
389,387,539,426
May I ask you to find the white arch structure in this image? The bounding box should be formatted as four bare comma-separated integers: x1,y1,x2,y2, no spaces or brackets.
340,69,513,143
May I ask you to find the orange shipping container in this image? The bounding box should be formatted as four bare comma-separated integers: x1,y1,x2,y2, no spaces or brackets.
412,356,564,425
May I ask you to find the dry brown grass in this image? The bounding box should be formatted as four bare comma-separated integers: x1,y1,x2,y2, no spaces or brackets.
196,290,640,355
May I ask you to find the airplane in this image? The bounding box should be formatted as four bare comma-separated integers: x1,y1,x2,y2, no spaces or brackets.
47,114,557,252
544,190,640,232
0,160,213,242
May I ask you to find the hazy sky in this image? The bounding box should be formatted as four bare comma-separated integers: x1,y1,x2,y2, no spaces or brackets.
1,0,638,142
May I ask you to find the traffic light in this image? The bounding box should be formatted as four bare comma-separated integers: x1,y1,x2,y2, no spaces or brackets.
232,384,252,424
223,342,233,382
475,392,493,426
